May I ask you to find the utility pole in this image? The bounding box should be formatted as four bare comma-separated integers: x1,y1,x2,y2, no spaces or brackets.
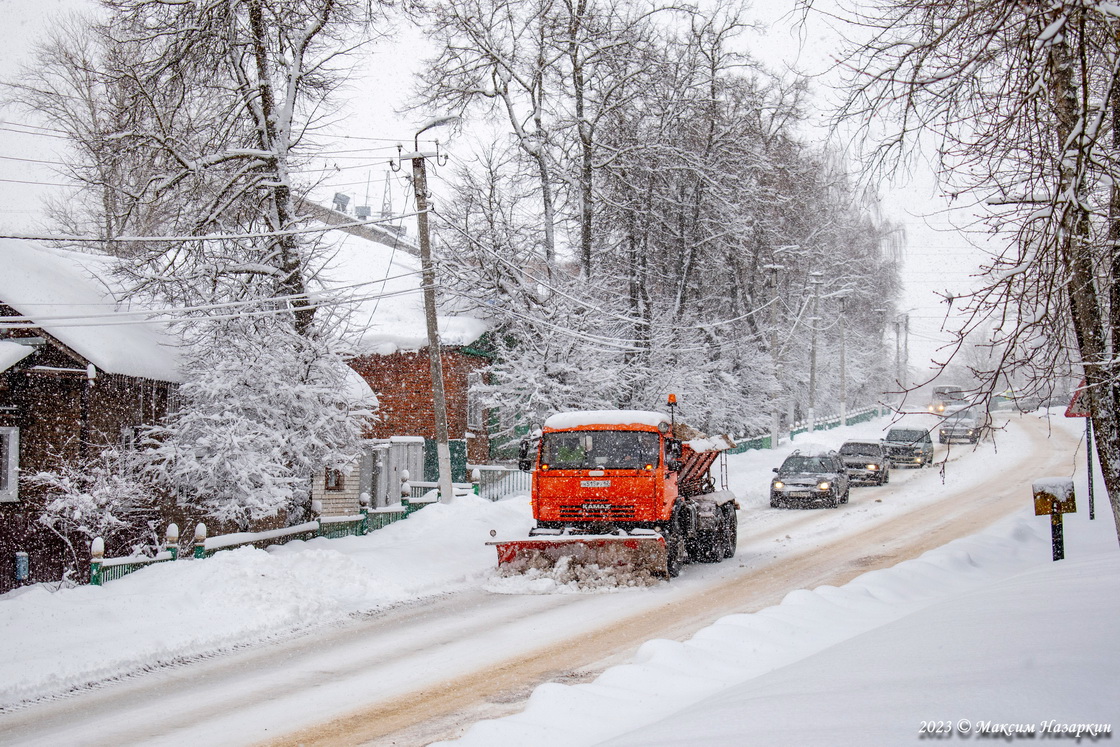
808,273,823,432
395,117,458,503
838,294,848,427
903,312,910,387
766,263,783,449
894,317,903,387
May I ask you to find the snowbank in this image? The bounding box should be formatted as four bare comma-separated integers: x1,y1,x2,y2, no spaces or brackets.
0,495,531,709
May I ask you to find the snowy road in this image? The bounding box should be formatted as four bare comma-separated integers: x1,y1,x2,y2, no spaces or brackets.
0,414,1078,746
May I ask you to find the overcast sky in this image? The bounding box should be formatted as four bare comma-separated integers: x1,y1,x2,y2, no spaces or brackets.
0,0,987,381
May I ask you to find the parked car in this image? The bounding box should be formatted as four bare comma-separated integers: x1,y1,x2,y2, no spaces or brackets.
938,408,984,444
838,440,890,485
770,449,850,509
882,427,934,467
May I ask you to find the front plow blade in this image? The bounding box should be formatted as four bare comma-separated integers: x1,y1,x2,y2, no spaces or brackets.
488,534,668,577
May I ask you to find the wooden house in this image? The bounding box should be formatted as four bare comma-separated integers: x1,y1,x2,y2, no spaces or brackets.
0,240,182,593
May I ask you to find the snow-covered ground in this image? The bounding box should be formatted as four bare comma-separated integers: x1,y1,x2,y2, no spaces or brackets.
0,410,1116,745
449,413,1120,745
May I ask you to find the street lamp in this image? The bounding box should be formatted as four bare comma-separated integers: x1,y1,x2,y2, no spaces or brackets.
393,116,460,503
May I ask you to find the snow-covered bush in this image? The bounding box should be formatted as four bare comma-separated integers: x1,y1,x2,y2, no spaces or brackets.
143,317,373,530
31,446,160,567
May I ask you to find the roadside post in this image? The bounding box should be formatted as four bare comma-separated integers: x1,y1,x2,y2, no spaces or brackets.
1064,379,1094,520
1033,478,1076,561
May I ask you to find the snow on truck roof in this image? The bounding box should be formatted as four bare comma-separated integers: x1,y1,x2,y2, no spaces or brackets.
543,410,671,430
540,411,736,451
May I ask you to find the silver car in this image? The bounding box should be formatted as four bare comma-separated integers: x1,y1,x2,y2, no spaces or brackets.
839,441,890,485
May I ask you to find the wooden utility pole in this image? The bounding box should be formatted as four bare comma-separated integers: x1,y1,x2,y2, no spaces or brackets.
808,273,823,432
398,118,459,503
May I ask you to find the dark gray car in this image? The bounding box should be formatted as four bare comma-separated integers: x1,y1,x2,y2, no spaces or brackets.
938,409,984,444
882,428,934,467
838,440,891,485
770,450,851,509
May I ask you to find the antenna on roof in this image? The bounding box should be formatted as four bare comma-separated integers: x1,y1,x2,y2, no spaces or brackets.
380,171,394,221
356,171,372,219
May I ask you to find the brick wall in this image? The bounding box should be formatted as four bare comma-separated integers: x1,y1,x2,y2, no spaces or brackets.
349,347,491,464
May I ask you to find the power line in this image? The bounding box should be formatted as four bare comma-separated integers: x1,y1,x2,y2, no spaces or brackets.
0,209,424,243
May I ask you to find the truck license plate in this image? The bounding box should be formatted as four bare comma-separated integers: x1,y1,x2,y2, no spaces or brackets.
581,480,610,488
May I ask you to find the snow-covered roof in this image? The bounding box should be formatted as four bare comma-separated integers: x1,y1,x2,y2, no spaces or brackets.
0,240,182,382
0,340,35,374
543,410,671,431
313,232,488,356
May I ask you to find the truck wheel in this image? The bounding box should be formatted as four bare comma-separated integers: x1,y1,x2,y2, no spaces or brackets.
721,506,737,559
664,519,683,578
686,531,719,563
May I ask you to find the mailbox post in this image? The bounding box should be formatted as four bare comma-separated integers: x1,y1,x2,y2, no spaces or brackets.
1033,478,1076,561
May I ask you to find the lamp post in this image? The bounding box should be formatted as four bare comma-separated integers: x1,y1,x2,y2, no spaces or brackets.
396,117,459,503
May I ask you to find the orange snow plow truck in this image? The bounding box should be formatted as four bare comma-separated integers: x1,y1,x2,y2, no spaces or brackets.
489,397,738,579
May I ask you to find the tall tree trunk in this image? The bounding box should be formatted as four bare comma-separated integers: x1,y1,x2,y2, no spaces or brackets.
1050,21,1120,543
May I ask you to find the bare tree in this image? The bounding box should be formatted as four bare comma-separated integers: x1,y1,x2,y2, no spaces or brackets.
832,0,1120,541
428,0,900,434
13,0,380,332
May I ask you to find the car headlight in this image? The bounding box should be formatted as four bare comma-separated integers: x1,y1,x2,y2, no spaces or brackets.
772,480,785,490
817,481,831,491
866,463,880,471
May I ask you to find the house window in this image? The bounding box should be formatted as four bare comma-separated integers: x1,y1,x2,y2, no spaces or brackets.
0,427,17,502
325,468,345,492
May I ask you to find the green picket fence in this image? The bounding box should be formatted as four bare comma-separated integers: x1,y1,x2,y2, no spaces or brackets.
90,502,413,586
88,466,533,586
729,405,887,454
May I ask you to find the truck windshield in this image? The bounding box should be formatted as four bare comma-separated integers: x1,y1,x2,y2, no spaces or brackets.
541,430,660,470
